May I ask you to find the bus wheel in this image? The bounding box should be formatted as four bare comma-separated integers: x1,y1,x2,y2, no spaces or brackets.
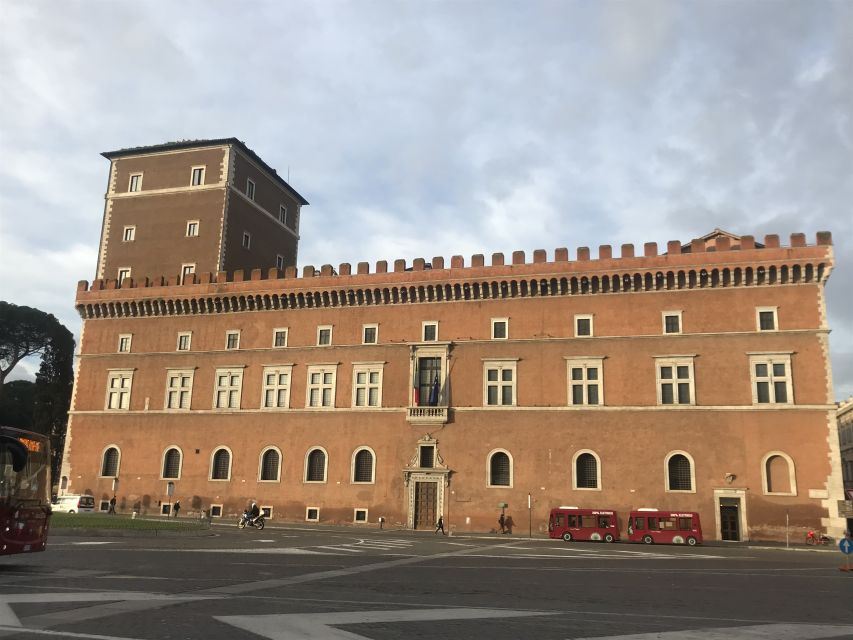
604,534,615,543
562,532,573,542
642,535,654,545
686,536,697,546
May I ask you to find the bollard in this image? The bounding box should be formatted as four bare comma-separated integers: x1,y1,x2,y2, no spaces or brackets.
131,511,137,519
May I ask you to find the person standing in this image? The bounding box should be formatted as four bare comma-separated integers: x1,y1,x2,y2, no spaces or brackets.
499,512,506,534
108,495,116,515
173,500,181,518
435,515,445,535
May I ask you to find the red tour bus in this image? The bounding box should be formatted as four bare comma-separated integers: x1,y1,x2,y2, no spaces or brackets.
0,426,52,556
549,506,620,543
627,508,703,546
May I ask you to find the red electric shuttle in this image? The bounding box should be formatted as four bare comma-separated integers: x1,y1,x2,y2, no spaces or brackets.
548,506,620,543
627,508,703,545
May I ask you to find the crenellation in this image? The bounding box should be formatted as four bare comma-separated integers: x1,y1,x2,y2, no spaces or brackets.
817,231,832,245
599,245,612,260
555,247,569,262
471,254,484,267
376,260,388,273
666,240,681,254
621,244,634,258
301,266,314,278
339,263,352,276
357,262,369,275
320,264,335,277
250,268,263,281
690,239,704,253
491,253,504,266
167,275,179,286
644,242,657,257
432,257,445,270
715,236,731,252
790,233,806,248
394,259,406,273
77,280,89,292
451,255,464,268
266,268,279,280
764,234,780,248
577,247,590,261
512,251,525,265
533,249,546,263
741,236,756,250
284,266,297,279
201,272,214,284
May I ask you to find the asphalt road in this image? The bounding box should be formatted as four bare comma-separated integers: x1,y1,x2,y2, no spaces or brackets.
1,523,852,639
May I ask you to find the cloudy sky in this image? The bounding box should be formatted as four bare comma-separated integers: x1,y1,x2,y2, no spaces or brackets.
1,1,851,400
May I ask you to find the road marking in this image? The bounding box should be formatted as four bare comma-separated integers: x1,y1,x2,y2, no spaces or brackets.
0,625,149,639
70,542,117,546
217,608,553,640
0,592,216,627
571,623,853,639
188,548,327,555
316,545,363,553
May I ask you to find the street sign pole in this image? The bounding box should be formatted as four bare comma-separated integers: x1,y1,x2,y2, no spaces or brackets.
839,537,853,573
527,493,532,539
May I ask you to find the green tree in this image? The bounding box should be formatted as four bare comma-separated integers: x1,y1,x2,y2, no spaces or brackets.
0,379,35,428
0,301,75,479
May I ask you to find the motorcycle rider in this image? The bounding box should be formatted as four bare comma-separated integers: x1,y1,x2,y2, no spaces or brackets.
245,501,261,526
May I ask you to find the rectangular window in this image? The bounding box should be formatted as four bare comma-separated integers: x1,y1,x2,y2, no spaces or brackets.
272,328,288,348
750,354,793,404
191,166,205,186
242,231,251,249
105,371,133,410
353,365,383,407
279,205,287,224
757,307,778,331
117,334,132,353
165,369,194,410
663,311,682,335
491,318,508,340
483,360,517,406
262,366,292,409
420,445,435,468
176,332,192,351
276,255,284,270
575,314,594,337
307,366,336,408
317,325,332,346
422,322,438,342
225,330,240,350
566,358,603,406
181,263,196,284
213,368,243,409
123,226,135,242
128,174,142,192
210,505,223,518
354,509,368,523
246,179,255,200
306,507,319,521
362,324,378,344
656,357,695,405
186,221,199,237
117,268,131,283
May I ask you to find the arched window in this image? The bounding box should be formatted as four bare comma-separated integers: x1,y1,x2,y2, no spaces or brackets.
762,451,796,495
573,451,600,489
352,448,374,483
259,447,281,482
305,448,327,482
162,447,181,479
666,452,694,492
488,450,511,487
101,446,120,477
210,448,231,480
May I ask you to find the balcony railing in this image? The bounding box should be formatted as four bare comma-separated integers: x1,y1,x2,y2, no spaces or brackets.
407,406,448,424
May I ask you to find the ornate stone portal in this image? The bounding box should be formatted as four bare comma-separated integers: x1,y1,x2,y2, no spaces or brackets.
403,434,451,529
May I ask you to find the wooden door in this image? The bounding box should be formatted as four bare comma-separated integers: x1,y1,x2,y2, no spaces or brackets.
720,503,740,541
414,482,437,529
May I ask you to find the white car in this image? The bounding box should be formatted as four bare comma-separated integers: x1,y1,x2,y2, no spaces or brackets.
52,494,96,514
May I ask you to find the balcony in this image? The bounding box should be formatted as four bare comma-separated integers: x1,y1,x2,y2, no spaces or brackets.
407,406,448,425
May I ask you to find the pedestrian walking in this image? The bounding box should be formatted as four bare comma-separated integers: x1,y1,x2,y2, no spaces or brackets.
173,500,181,518
498,512,506,534
435,515,445,535
108,495,116,515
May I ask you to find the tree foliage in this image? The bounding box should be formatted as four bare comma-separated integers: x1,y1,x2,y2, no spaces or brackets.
0,380,35,428
0,301,74,479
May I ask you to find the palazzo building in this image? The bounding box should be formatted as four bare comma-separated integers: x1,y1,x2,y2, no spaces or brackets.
61,139,848,541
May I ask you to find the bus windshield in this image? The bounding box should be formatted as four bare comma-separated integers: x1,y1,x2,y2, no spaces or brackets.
0,432,51,506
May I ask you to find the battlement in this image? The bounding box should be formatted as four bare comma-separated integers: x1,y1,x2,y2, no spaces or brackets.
78,231,832,294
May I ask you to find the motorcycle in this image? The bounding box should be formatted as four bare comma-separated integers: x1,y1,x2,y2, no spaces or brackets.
237,512,265,530
805,529,832,545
